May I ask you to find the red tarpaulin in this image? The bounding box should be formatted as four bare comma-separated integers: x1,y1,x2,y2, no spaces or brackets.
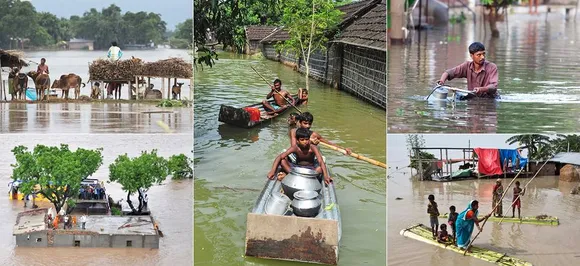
474,148,502,175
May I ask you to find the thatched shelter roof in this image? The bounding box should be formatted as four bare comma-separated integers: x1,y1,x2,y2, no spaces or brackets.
0,49,29,68
337,0,376,21
332,0,386,52
245,26,279,41
260,27,290,43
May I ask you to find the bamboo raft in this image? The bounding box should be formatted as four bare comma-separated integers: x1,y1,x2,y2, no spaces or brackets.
439,213,559,226
400,224,532,266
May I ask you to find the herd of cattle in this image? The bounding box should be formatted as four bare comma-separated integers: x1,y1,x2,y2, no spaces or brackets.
10,72,185,101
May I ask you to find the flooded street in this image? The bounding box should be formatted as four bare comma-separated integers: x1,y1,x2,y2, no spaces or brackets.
388,14,580,133
0,134,192,265
0,49,193,134
194,53,386,265
388,134,580,265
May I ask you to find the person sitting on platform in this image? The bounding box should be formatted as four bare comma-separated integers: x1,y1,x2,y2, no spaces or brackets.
267,128,332,184
437,224,450,244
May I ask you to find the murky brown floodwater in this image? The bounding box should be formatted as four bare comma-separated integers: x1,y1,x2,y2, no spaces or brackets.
388,134,580,266
0,49,193,134
388,13,580,133
0,134,192,265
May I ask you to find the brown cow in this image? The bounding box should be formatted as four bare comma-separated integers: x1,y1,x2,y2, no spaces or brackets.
27,71,51,101
172,82,184,100
51,74,86,100
13,73,28,100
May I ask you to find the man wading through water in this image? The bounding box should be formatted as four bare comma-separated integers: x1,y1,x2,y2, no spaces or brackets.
437,42,499,98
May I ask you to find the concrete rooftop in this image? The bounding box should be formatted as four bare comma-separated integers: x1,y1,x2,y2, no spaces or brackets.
13,208,48,235
84,215,157,236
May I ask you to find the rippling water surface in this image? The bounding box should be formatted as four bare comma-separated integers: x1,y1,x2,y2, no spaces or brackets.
194,53,386,265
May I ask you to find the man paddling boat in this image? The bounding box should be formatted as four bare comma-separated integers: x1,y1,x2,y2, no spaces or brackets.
262,79,295,115
437,42,499,99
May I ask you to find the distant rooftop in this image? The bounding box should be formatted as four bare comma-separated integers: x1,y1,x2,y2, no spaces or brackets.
548,152,580,166
69,38,94,43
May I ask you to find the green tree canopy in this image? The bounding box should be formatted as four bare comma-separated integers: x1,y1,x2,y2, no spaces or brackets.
108,150,169,214
168,154,193,179
10,144,104,213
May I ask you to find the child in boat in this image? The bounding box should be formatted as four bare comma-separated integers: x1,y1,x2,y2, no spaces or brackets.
437,224,450,244
512,181,526,218
448,205,458,243
267,128,332,184
298,87,309,105
287,113,300,140
289,112,352,155
427,194,440,239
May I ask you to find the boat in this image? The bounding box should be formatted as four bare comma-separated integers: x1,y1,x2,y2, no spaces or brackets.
439,213,559,226
8,181,50,202
218,94,302,128
244,153,341,265
400,224,532,266
428,85,500,102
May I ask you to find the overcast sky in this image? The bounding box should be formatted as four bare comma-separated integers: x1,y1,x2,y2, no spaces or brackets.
29,0,192,30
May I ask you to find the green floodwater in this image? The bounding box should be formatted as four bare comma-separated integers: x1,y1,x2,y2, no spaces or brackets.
193,53,386,265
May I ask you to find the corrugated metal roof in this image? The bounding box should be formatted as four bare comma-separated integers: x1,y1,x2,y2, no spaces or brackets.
548,152,580,165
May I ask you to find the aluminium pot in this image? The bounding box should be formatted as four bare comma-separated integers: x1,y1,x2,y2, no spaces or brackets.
281,166,322,200
291,190,322,217
264,192,291,216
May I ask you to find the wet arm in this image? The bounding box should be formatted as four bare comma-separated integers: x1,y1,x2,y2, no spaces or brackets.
444,62,468,81
287,91,296,106
483,65,498,94
269,147,295,173
315,132,348,151
266,88,274,99
290,128,297,147
312,145,330,181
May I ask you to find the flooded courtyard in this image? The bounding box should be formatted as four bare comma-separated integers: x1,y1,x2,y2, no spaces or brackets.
388,14,580,133
388,134,580,265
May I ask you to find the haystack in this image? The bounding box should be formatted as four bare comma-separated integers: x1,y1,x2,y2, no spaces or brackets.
141,58,192,79
559,164,579,182
0,49,29,67
89,58,144,81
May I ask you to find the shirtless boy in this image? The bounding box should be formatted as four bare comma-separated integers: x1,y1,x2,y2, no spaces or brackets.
289,112,352,155
267,128,332,184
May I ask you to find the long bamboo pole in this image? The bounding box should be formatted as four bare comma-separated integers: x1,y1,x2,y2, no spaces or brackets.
463,167,525,255
318,141,386,169
249,65,303,114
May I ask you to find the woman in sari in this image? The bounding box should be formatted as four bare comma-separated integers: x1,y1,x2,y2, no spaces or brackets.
492,179,504,217
455,200,490,252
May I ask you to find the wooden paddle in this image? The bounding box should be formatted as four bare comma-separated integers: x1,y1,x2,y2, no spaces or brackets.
318,142,386,169
249,65,303,114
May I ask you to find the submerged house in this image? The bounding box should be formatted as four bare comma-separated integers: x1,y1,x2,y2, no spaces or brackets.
13,208,160,248
67,38,94,50
259,0,386,109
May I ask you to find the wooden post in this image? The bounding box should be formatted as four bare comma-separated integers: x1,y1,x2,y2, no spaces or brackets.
128,81,132,100
418,149,424,181
445,149,450,176
0,69,4,101
167,78,171,100
101,81,105,100
147,77,151,99
161,78,165,99
135,76,139,100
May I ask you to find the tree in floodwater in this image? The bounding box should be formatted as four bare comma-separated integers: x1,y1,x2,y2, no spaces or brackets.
168,153,193,179
480,0,515,38
108,150,169,214
277,0,342,90
10,144,104,214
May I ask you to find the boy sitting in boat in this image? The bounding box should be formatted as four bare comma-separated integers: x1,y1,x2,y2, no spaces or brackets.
267,128,332,185
437,224,451,244
289,112,352,155
262,79,295,115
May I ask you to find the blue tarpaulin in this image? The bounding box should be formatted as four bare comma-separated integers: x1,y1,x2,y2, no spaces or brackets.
499,149,527,171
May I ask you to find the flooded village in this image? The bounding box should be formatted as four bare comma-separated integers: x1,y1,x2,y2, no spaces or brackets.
0,1,193,265
194,0,385,265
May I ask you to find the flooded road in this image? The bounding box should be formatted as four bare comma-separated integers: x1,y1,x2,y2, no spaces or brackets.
388,134,580,266
0,49,193,133
388,14,580,133
194,53,386,265
0,134,192,265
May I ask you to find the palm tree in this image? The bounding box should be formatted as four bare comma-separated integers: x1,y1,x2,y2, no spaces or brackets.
553,134,580,153
506,134,551,160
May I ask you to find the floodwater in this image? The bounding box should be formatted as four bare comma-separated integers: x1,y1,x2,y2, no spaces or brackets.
194,53,386,265
388,13,580,133
0,49,193,133
0,134,192,265
388,134,580,266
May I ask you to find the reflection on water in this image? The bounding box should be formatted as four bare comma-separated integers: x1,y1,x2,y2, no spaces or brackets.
0,102,192,133
0,49,192,100
388,14,580,133
194,53,386,265
388,134,580,266
0,134,192,264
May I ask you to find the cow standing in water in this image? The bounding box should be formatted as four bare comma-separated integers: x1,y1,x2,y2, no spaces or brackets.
51,74,85,100
172,82,184,100
107,82,122,99
27,71,51,101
